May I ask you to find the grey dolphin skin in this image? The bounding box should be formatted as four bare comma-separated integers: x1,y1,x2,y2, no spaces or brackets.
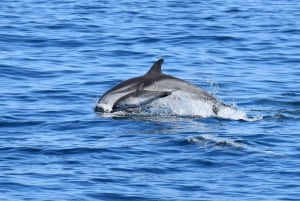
95,59,223,113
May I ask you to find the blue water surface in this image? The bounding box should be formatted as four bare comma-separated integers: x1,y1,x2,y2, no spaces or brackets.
1,0,300,200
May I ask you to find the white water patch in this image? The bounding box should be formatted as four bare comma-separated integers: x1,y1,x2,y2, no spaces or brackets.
147,91,254,121
151,96,215,117
217,104,248,121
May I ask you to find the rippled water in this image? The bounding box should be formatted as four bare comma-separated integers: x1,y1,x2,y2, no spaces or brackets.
1,0,300,200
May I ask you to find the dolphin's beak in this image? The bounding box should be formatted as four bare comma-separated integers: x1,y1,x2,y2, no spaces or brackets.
94,102,113,113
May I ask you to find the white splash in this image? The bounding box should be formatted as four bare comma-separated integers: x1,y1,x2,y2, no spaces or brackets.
146,90,254,121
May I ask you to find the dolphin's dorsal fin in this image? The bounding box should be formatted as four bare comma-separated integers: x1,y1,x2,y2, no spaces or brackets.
145,59,164,77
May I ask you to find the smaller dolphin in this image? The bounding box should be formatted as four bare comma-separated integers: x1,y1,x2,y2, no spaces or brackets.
113,83,171,111
95,59,226,116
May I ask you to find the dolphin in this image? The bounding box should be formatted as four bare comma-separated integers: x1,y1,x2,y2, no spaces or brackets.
112,82,172,112
95,59,225,114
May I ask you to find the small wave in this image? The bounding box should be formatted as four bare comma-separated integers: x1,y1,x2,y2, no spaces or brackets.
0,120,44,128
1,146,111,156
187,134,243,149
187,134,277,155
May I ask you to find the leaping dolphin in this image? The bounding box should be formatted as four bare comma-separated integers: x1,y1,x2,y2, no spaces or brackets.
95,59,227,116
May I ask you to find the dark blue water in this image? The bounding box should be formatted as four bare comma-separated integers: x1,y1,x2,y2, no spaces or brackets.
1,0,300,200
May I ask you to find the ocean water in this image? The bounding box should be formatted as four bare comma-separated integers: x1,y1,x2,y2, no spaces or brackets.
1,0,300,200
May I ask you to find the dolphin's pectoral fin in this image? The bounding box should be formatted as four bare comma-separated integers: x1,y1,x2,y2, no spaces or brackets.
112,89,172,112
154,90,172,99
